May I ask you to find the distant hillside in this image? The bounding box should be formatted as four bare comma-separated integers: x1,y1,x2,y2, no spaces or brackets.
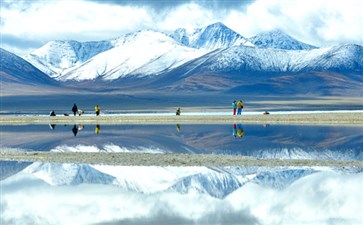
0,48,57,85
148,44,363,96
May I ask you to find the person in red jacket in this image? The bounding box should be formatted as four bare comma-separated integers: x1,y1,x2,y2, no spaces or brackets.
232,100,237,115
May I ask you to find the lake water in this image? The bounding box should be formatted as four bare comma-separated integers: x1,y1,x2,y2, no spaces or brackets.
1,124,362,225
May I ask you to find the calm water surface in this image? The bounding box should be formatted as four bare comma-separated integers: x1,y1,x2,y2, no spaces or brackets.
1,124,362,225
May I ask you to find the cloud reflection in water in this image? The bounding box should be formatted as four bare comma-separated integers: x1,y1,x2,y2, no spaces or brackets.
1,169,362,225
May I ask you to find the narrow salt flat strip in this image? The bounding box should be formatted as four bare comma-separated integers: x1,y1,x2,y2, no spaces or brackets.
62,109,363,117
6,109,363,117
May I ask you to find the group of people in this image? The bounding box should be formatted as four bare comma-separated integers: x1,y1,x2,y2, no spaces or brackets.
71,104,101,116
232,100,244,115
50,104,101,116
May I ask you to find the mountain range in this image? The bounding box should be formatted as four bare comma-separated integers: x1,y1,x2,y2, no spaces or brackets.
4,150,360,199
1,22,363,98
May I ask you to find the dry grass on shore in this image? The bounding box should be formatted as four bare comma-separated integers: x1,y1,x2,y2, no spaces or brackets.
0,150,362,167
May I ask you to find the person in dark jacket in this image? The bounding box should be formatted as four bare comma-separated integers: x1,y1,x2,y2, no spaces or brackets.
72,104,78,116
50,110,56,116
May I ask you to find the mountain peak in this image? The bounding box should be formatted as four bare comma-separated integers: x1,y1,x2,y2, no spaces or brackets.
205,21,229,29
170,22,253,50
24,39,114,78
249,29,317,50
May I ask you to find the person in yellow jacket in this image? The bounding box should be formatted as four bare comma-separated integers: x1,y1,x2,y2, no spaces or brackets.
95,105,100,116
237,100,243,115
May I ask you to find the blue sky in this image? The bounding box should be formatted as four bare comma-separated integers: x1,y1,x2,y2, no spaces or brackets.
1,0,362,56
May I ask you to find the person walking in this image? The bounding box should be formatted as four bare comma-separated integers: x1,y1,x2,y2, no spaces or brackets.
72,104,78,116
237,100,244,115
232,100,237,115
95,105,100,116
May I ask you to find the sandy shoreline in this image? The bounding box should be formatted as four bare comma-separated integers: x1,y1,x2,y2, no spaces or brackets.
1,112,363,125
0,150,362,167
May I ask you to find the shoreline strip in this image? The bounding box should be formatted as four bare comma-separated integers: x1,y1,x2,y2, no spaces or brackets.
1,112,363,125
0,151,362,167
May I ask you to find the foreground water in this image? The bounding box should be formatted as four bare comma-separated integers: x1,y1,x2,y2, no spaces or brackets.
1,124,362,225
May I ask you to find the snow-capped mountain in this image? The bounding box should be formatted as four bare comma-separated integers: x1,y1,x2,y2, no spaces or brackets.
169,22,253,50
21,159,359,199
249,29,317,50
57,30,206,81
22,161,323,199
148,43,362,94
24,40,114,78
23,22,253,81
170,169,248,198
163,43,363,75
26,163,115,186
14,22,362,97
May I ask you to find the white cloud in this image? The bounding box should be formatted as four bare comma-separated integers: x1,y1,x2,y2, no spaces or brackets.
1,0,152,40
156,3,221,32
1,170,362,225
225,0,363,46
1,0,362,55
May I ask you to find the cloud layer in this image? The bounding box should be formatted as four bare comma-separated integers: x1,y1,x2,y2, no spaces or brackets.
1,170,362,225
1,0,362,55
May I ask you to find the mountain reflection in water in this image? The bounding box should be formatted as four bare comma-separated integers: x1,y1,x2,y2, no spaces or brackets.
1,124,362,161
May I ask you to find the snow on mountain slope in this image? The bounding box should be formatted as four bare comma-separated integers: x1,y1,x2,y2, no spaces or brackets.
25,162,116,186
249,29,317,50
23,40,114,78
59,30,206,81
251,169,317,190
174,43,363,75
21,22,361,83
170,22,253,50
169,169,249,198
23,160,342,199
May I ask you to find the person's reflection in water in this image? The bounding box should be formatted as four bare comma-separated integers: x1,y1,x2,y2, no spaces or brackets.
236,124,244,138
49,124,56,130
72,125,78,136
95,125,100,134
78,124,84,131
176,124,181,132
233,124,237,138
